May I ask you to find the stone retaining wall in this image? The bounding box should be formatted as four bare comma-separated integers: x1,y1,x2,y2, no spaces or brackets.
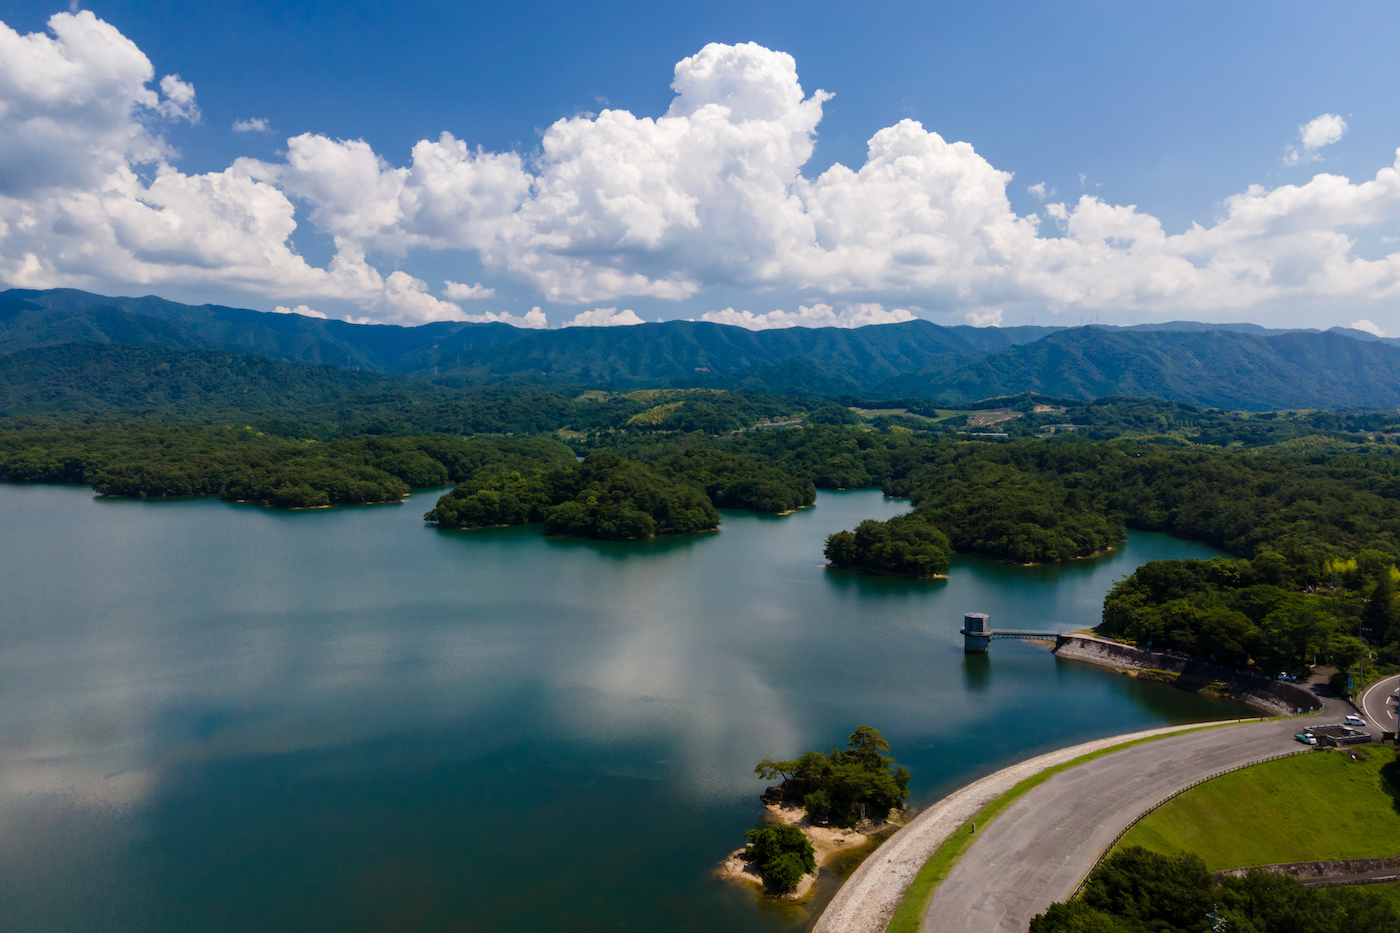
1052,635,1322,717
1215,855,1400,880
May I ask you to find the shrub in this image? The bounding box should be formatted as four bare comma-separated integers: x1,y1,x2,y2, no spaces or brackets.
744,824,816,893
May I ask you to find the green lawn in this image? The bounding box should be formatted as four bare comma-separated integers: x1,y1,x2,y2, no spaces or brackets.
1118,747,1400,870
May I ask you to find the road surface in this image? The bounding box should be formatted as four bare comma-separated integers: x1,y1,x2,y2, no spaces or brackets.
809,722,1237,933
921,690,1349,933
1359,674,1399,738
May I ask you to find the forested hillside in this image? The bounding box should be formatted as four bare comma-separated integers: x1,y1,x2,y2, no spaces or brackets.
0,288,520,371
13,287,1400,408
0,343,813,437
0,342,455,417
423,317,1056,387
889,327,1400,409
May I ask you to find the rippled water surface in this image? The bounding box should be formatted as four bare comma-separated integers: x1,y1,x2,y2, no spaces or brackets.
0,484,1247,932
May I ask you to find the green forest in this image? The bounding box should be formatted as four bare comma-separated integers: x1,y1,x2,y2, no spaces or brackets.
424,451,721,540
824,516,952,576
0,422,577,508
1030,846,1399,933
817,439,1400,667
9,342,1400,451
753,726,911,829
1101,555,1395,679
5,337,1400,667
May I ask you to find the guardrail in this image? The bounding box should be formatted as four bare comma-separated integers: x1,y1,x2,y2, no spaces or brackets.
1069,748,1312,900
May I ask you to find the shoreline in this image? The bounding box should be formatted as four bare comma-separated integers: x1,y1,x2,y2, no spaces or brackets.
1010,542,1120,566
825,562,947,579
1051,633,1322,717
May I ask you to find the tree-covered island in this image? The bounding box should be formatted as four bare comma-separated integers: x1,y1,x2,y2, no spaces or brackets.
722,726,911,896
422,448,815,540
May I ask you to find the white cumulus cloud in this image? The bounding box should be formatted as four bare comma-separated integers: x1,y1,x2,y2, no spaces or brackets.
562,307,646,327
700,302,915,330
1,17,1399,329
460,306,548,328
273,304,326,318
0,13,475,326
156,74,198,121
965,309,1004,327
442,280,495,300
232,117,271,133
1348,318,1384,336
1301,113,1348,150
1286,113,1347,165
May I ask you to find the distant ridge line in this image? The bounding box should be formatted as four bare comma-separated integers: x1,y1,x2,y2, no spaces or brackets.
3,288,1400,410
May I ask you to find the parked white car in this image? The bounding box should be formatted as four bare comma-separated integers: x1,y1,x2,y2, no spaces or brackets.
1345,714,1367,728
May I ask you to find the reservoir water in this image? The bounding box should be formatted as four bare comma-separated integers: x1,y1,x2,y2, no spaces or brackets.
0,484,1246,932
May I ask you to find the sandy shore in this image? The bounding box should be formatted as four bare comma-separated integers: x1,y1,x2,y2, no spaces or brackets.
717,802,905,901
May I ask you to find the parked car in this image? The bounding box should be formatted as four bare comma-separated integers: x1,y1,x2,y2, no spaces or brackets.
1294,733,1317,745
1345,714,1367,727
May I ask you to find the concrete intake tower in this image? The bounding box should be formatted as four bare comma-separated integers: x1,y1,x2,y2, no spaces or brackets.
961,613,992,653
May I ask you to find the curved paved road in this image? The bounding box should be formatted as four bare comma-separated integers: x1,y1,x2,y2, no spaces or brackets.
922,691,1349,933
1359,674,1399,738
810,722,1233,933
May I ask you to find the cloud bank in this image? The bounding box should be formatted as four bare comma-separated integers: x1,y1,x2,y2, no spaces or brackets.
700,302,915,330
443,280,495,300
563,308,646,327
2,14,1400,327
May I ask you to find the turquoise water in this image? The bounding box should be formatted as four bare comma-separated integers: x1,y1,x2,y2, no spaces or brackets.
0,484,1245,931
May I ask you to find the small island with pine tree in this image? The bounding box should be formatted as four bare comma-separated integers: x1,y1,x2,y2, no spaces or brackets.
718,726,912,900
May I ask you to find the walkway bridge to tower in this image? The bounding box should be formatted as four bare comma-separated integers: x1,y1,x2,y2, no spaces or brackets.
959,613,1063,653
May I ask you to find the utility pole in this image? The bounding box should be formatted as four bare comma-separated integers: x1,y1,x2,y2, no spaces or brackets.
1206,905,1229,932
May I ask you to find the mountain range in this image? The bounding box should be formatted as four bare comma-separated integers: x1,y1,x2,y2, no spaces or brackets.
3,287,1399,410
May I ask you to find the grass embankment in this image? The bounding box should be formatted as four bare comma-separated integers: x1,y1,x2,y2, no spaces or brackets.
884,728,1220,933
1118,747,1400,870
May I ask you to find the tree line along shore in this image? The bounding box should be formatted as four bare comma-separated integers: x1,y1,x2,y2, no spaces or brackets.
2,364,1399,684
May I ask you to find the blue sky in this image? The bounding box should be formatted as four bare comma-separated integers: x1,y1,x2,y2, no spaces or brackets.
1,0,1397,331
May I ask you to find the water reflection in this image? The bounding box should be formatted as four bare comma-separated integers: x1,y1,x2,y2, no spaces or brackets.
0,484,1251,933
961,651,992,692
